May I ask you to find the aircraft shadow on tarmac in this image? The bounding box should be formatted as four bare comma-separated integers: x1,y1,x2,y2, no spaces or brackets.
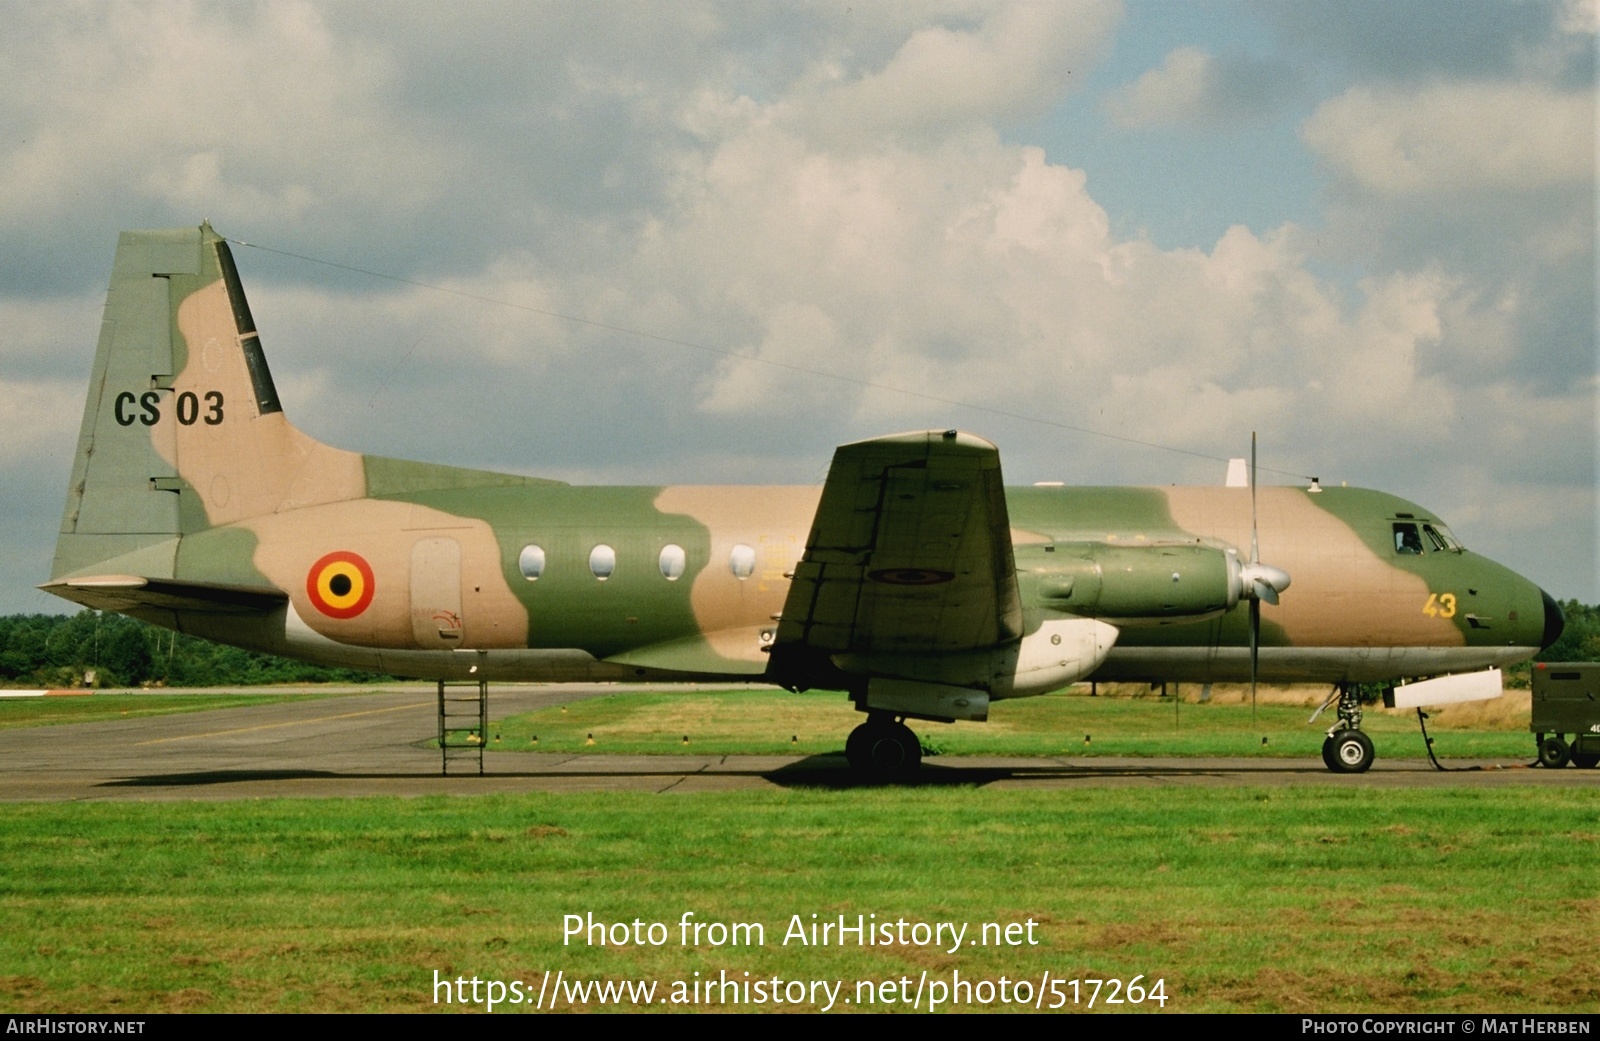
93,755,1347,791
101,769,345,787
762,755,1340,788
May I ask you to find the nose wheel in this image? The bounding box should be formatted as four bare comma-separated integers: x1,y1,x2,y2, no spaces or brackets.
1320,683,1375,774
1322,728,1374,773
845,714,922,778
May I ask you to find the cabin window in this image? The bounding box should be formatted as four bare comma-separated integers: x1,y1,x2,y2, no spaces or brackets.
729,543,756,579
1393,523,1424,555
589,544,616,580
518,544,545,581
659,544,686,580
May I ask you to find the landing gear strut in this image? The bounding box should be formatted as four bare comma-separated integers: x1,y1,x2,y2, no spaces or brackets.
1320,682,1374,774
845,713,922,778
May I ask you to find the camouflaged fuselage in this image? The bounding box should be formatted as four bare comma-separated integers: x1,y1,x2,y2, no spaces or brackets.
45,225,1560,692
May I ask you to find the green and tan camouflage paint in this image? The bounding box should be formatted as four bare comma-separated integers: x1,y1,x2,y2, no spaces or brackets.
45,224,1556,690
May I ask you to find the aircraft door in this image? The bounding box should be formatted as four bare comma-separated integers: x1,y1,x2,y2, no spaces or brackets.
411,537,464,648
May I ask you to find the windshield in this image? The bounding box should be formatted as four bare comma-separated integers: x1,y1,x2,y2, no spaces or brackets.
1424,523,1463,552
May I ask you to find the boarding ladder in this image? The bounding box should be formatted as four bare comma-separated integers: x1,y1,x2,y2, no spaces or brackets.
437,678,489,776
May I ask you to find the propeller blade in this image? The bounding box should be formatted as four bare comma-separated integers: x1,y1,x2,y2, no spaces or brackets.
1250,597,1259,727
1249,433,1260,729
1250,431,1259,566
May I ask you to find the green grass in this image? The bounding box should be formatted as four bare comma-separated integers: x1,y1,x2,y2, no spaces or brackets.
0,790,1595,1013
0,691,337,730
488,687,1540,761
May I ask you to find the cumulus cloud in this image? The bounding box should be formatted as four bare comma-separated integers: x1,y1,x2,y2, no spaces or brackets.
1302,81,1595,196
779,2,1118,145
0,1,1592,607
0,2,448,238
495,122,1543,487
1299,73,1594,419
1105,46,1299,128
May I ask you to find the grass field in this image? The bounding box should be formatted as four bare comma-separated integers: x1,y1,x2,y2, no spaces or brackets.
0,690,335,731
486,684,1545,762
2,684,1592,1014
0,789,1595,1013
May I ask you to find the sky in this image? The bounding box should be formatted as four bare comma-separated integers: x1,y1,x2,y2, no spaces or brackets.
1,0,1595,615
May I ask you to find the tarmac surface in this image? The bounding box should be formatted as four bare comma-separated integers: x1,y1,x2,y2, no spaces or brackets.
1,684,1594,801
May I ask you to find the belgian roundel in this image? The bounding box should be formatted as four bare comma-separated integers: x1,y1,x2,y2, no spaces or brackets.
306,551,376,619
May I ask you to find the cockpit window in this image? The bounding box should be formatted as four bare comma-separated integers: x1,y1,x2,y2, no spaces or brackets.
1424,523,1462,552
1393,523,1424,555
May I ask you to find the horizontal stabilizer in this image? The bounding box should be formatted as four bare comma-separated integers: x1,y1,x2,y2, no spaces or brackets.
39,575,287,615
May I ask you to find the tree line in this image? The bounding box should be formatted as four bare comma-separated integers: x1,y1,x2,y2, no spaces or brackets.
1,602,1595,690
0,611,381,688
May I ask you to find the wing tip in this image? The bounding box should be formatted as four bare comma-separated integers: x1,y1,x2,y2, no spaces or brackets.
840,429,998,453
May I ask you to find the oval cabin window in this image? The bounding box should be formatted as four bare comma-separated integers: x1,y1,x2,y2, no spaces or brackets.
729,543,756,579
659,544,686,580
518,544,545,581
589,544,616,580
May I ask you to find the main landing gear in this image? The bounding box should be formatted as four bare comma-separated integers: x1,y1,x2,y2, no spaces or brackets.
845,713,922,778
1319,682,1374,774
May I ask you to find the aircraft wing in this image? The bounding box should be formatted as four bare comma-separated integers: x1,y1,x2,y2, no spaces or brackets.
774,430,1022,658
39,576,288,615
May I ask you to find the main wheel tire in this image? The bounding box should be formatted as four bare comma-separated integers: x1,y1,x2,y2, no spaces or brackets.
865,720,921,776
846,719,921,778
1570,751,1599,769
845,723,873,771
1327,730,1374,774
1538,736,1571,769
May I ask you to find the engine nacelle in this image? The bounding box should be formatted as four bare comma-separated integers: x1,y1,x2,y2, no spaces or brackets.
1030,542,1241,624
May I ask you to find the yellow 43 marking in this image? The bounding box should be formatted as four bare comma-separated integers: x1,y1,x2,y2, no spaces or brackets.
1423,592,1457,618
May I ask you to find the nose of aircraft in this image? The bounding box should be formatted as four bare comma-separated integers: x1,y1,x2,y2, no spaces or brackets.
1540,589,1565,652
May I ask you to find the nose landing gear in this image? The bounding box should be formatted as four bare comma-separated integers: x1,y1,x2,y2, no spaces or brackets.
1318,682,1375,774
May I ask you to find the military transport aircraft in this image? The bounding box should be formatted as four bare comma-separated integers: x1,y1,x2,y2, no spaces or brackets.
43,224,1564,776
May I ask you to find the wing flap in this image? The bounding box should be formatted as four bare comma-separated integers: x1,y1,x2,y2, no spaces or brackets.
775,430,1020,658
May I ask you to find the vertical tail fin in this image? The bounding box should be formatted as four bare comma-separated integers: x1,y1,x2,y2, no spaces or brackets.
50,223,363,583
